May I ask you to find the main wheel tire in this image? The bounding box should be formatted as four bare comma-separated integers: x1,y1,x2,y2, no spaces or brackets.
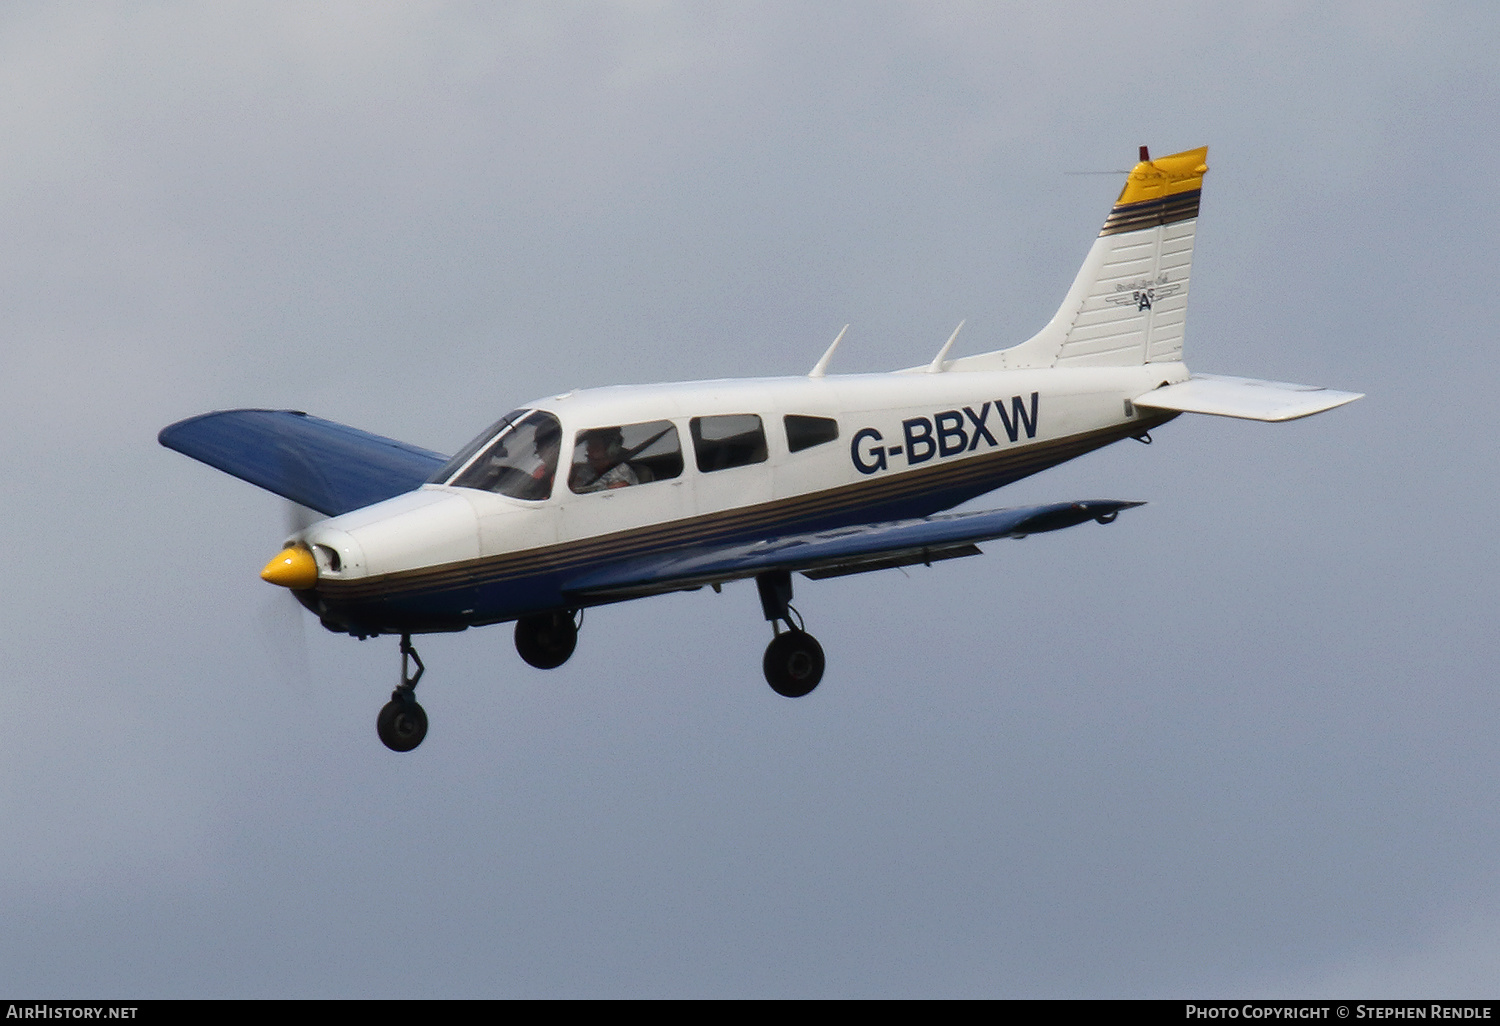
762,630,825,698
377,696,428,752
515,612,578,669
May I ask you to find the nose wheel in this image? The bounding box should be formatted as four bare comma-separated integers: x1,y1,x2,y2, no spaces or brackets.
377,634,428,752
756,571,824,697
377,692,427,752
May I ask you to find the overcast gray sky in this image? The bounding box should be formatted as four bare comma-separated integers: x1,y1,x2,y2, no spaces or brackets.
1,0,1496,998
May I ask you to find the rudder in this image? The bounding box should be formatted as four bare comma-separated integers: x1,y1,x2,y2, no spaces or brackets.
970,146,1208,371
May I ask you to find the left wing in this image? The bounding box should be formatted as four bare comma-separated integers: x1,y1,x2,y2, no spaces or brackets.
564,500,1143,601
159,409,449,517
1133,373,1363,422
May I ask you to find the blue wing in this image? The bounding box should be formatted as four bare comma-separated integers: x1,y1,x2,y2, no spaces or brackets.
159,409,449,517
564,499,1143,600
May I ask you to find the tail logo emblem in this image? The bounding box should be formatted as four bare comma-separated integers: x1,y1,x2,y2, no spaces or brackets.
1107,273,1181,312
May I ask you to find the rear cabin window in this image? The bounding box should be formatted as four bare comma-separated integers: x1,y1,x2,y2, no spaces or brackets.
690,414,768,473
568,420,683,493
784,414,839,453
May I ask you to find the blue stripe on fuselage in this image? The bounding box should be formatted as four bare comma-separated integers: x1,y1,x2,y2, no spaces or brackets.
310,413,1173,635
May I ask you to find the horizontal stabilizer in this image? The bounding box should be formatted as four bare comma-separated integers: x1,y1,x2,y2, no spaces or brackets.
1132,374,1363,422
565,500,1143,600
159,409,449,516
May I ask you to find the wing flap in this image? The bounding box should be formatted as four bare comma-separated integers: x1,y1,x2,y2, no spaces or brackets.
801,544,982,581
564,499,1143,601
159,409,449,517
1133,373,1363,422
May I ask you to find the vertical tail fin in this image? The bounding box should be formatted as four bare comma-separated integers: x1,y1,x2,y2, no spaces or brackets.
969,146,1208,371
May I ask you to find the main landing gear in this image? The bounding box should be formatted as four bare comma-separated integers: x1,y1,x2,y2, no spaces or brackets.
377,634,428,753
757,570,825,698
374,585,822,749
514,609,580,669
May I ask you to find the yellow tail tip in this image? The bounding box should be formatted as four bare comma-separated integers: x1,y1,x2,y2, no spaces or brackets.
1117,145,1209,205
261,545,319,589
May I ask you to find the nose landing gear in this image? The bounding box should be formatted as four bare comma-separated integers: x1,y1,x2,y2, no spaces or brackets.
756,570,825,698
377,634,428,752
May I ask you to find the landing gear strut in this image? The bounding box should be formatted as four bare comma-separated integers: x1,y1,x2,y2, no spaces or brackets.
377,634,428,752
514,609,579,669
756,571,824,698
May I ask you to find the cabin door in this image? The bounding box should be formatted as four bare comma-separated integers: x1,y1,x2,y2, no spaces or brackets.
557,418,694,542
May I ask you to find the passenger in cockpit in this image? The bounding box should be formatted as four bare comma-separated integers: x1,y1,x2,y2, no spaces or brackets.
571,427,640,493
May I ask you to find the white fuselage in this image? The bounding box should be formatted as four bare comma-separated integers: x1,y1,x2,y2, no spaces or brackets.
295,362,1184,630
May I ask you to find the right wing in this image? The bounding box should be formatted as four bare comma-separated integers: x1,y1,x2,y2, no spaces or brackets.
564,499,1144,602
159,409,449,517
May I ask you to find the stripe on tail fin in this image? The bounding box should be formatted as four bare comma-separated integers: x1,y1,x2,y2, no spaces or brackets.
952,146,1208,372
1064,146,1207,366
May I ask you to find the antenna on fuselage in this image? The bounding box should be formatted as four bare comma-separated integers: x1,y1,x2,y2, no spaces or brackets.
808,324,849,378
926,320,965,373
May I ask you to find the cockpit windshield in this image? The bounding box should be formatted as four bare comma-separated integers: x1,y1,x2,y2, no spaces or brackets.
428,410,525,484
435,409,562,501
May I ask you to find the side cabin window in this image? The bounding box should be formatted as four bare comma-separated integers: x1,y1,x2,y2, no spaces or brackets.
445,410,562,501
784,414,839,453
569,419,683,493
691,414,767,473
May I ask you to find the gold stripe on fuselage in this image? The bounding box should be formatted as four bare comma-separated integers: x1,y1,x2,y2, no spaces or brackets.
314,415,1172,605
